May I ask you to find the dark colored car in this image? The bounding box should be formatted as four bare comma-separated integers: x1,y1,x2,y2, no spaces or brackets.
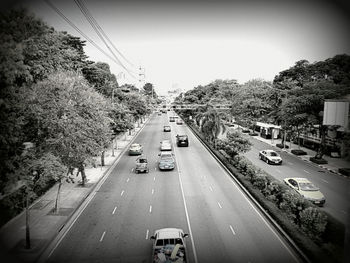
163,125,171,132
176,135,189,147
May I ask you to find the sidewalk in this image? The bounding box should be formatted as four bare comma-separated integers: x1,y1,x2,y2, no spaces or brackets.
0,118,148,263
251,133,350,177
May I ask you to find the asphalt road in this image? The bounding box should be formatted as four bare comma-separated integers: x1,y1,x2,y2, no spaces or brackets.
243,135,350,225
46,112,301,263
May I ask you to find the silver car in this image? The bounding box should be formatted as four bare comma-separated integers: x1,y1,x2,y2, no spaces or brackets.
160,140,172,151
158,152,175,170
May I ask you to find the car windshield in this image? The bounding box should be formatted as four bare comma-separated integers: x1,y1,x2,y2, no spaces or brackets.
178,136,187,140
299,182,319,191
268,152,278,157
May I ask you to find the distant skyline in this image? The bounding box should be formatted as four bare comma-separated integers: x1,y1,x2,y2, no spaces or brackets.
4,0,350,95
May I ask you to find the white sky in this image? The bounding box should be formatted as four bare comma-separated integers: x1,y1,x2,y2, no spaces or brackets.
5,0,350,95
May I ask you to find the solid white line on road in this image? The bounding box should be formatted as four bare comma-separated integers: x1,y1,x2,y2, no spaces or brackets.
321,179,329,184
303,169,310,174
218,202,222,209
221,168,300,262
112,206,117,215
145,229,149,239
152,189,154,195
126,178,130,183
121,190,124,196
149,205,152,213
229,225,236,236
100,231,106,242
209,186,213,192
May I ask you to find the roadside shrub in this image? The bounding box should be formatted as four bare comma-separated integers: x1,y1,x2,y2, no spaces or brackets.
299,207,328,239
279,190,303,221
251,173,268,190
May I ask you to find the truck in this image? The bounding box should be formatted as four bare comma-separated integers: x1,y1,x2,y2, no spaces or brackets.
150,228,188,263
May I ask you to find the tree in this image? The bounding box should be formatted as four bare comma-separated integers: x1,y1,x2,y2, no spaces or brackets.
216,130,252,158
82,62,118,97
143,82,157,98
25,71,112,188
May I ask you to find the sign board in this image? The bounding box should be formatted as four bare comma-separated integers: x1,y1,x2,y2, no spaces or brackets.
323,100,349,129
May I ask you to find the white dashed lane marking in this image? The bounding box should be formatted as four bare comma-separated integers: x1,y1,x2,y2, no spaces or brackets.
112,206,117,215
126,178,130,183
100,231,106,242
149,205,152,213
145,229,149,239
209,186,213,192
121,190,124,196
229,225,236,235
218,202,222,209
321,179,329,184
303,170,310,174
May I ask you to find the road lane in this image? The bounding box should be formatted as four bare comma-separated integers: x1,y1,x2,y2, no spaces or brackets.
46,113,301,263
244,135,350,224
171,118,299,263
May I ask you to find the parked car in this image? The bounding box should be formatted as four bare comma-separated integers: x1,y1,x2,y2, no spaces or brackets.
259,150,282,164
169,116,175,122
176,135,189,147
158,152,175,170
163,125,171,132
283,177,326,206
129,143,143,155
160,140,172,151
176,119,183,125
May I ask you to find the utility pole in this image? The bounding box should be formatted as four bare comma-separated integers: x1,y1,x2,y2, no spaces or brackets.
138,66,145,92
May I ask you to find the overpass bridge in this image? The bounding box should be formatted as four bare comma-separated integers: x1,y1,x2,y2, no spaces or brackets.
169,104,231,110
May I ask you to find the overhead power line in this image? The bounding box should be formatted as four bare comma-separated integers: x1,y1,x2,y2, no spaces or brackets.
74,0,137,79
77,0,135,69
44,0,136,79
44,0,120,65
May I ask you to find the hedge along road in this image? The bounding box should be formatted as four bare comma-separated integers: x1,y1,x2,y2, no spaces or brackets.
43,112,301,263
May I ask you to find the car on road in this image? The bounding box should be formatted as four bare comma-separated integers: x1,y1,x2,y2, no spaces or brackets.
158,152,175,170
259,149,282,164
283,177,326,206
169,116,175,122
176,119,183,125
176,134,189,147
163,125,171,132
150,228,188,263
160,140,172,151
135,156,149,173
128,143,143,155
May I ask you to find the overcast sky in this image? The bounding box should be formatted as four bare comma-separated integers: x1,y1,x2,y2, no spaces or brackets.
4,0,350,95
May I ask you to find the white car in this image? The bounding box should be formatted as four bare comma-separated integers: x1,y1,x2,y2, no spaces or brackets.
283,177,325,206
128,143,143,156
160,140,172,151
259,150,282,165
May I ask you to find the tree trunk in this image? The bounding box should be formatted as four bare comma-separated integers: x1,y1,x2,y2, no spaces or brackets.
315,125,326,159
297,127,301,150
101,151,105,167
54,178,62,214
25,193,31,249
79,163,86,186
